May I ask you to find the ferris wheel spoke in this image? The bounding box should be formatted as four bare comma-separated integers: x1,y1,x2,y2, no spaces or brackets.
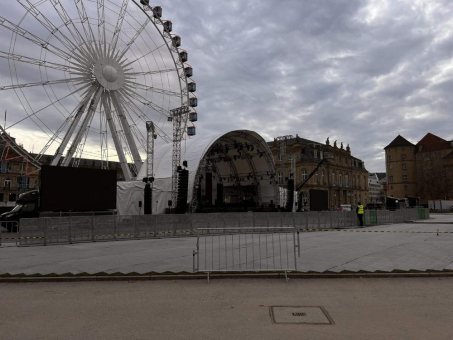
116,99,147,151
109,0,129,58
120,97,172,143
0,51,84,73
17,0,92,64
121,42,168,67
7,82,93,131
117,16,152,61
121,87,171,118
0,77,89,91
0,16,79,64
50,0,98,61
124,80,182,98
62,86,103,167
50,85,98,165
110,91,142,172
124,68,177,77
73,0,102,58
101,93,132,180
97,0,107,56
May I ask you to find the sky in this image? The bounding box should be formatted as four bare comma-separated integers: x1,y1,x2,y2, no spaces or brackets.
1,0,453,172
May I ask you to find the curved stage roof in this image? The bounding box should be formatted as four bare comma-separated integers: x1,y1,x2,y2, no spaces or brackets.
117,130,277,215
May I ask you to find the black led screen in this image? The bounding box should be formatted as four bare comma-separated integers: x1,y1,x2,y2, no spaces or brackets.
40,165,117,211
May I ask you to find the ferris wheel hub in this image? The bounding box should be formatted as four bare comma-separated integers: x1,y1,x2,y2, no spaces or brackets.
94,57,125,91
102,65,118,82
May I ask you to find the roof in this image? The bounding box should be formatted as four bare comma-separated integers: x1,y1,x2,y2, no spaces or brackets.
372,172,387,181
384,135,415,149
416,133,453,153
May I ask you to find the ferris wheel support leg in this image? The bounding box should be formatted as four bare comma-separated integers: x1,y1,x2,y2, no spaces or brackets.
110,91,143,174
62,87,103,167
102,94,132,181
51,86,97,166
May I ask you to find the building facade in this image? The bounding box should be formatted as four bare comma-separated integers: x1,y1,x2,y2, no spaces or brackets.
1,133,128,207
368,173,382,204
269,136,369,210
384,135,418,199
385,133,453,204
1,135,40,207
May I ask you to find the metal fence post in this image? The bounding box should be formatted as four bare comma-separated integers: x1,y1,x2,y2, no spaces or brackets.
68,216,72,244
91,215,95,242
43,218,48,246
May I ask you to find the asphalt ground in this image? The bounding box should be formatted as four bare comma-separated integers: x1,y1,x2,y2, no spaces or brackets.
1,278,452,340
1,214,453,275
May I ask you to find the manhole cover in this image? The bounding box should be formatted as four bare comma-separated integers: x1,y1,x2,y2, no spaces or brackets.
270,306,334,325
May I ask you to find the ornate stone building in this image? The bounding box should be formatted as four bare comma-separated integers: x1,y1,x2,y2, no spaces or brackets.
268,135,369,210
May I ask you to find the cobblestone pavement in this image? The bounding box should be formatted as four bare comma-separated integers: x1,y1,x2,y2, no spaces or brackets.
1,214,452,275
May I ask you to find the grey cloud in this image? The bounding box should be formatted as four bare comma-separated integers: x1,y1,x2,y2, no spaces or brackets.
1,0,453,171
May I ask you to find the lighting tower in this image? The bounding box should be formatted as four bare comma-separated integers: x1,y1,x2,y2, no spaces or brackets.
170,106,190,210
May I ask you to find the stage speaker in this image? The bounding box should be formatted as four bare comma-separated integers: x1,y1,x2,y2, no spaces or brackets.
144,183,152,215
285,179,294,212
216,183,224,207
176,169,189,214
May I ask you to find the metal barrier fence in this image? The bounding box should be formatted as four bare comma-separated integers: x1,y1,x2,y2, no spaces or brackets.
0,221,19,246
193,227,300,281
15,208,430,246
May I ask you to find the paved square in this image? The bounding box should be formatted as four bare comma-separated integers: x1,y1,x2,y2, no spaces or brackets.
1,214,453,274
270,306,333,325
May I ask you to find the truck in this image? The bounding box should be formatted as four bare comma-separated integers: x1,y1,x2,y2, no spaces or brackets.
0,190,39,231
385,196,409,211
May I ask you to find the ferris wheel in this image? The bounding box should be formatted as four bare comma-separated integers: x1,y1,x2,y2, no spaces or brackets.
0,0,197,181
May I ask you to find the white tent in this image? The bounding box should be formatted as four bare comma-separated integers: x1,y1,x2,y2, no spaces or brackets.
117,130,276,215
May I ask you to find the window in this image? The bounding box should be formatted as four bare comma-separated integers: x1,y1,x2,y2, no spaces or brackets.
332,172,336,185
278,171,283,184
4,178,11,188
402,163,407,170
401,154,406,160
322,170,325,184
389,164,393,170
320,151,324,159
313,150,318,159
388,155,392,160
389,176,394,182
339,173,342,186
301,169,307,181
345,174,348,187
279,154,283,161
403,175,408,181
316,172,319,183
301,192,308,206
390,185,393,190
9,193,16,202
22,203,36,212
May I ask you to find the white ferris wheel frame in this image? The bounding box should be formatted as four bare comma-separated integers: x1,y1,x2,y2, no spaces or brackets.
0,0,195,181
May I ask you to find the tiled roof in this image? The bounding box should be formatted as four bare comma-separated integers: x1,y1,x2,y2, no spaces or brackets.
384,135,415,149
416,133,453,153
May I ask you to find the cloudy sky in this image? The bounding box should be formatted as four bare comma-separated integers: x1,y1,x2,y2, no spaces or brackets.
1,0,453,172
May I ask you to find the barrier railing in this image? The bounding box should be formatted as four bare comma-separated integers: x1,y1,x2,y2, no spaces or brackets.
0,221,18,246
193,227,300,282
16,208,430,247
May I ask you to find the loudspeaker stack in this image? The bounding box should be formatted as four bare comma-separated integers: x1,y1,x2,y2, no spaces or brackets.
176,169,189,214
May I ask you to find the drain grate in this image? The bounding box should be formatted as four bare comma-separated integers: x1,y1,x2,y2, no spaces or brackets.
270,306,334,325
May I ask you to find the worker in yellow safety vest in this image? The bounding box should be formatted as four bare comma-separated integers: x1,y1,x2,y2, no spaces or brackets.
356,202,364,227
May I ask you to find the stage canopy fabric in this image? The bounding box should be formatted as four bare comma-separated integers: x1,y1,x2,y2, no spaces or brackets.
117,130,276,215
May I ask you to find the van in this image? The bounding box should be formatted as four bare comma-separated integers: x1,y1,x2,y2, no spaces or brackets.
339,204,352,211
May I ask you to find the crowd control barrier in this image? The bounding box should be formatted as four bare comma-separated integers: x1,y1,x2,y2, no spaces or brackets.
193,227,300,282
15,208,430,247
